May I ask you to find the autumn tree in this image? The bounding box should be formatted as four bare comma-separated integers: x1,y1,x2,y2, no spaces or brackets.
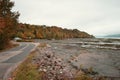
17,23,94,40
0,0,19,49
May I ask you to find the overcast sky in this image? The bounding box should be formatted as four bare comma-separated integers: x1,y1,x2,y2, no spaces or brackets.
12,0,120,36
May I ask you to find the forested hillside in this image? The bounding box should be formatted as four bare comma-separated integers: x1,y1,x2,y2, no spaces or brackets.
16,23,94,40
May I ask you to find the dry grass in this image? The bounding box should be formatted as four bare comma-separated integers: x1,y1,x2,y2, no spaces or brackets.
38,43,47,48
75,74,93,80
12,51,42,80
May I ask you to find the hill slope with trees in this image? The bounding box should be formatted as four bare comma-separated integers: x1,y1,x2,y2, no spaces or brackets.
16,23,94,40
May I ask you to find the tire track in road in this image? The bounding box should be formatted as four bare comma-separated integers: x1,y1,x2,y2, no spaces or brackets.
3,44,35,63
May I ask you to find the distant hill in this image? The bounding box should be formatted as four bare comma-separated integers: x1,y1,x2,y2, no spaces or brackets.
15,23,94,39
105,34,120,37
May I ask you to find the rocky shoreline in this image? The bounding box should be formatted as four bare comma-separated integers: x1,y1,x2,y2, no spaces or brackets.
33,38,120,80
30,42,120,80
33,44,75,80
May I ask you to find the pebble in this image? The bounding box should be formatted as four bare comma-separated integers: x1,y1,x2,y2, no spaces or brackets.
34,45,74,80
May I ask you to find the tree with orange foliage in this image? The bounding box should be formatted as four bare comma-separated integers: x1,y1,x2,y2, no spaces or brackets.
0,0,19,49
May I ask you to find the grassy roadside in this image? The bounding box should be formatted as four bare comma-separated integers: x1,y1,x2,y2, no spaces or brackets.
12,51,43,80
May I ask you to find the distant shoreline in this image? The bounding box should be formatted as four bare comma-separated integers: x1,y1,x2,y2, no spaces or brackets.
96,36,120,39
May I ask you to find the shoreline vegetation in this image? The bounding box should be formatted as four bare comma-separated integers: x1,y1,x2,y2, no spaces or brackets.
16,23,94,40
